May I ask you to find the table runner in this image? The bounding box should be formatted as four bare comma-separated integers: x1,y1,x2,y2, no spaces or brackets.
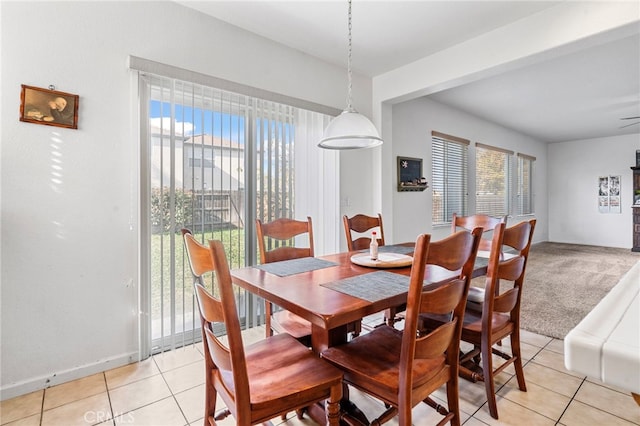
321,271,411,302
254,257,337,277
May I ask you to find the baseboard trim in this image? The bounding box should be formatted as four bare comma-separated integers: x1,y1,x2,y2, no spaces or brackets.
0,351,140,401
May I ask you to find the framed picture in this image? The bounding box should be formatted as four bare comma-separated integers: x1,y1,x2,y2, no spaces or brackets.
598,175,621,214
20,85,78,129
397,156,428,192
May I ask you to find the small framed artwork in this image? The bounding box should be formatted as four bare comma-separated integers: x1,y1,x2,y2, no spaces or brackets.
20,85,79,129
397,156,428,192
598,175,621,214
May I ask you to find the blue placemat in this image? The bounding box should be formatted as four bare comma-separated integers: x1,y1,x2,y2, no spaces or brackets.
379,245,415,255
358,244,415,255
321,271,411,302
254,257,337,277
474,256,489,271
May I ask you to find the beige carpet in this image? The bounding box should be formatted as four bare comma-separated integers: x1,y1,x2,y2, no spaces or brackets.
473,242,640,339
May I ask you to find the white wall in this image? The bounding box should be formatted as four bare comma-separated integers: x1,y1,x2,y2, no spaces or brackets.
548,135,639,248
372,1,639,243
0,0,374,399
391,97,548,244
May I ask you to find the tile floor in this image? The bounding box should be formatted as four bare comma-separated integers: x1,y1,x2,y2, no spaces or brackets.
2,314,639,426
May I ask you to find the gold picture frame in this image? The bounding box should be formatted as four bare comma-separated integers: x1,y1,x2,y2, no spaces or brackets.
20,85,79,129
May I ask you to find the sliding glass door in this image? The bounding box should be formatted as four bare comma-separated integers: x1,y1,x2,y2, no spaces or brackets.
138,72,337,355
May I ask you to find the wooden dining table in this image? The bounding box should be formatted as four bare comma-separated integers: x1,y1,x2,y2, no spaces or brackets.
231,244,490,353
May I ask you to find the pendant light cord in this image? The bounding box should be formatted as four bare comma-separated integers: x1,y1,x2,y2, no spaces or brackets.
347,0,353,112
317,0,383,148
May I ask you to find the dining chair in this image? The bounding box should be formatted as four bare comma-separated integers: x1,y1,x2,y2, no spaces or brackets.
343,213,398,328
451,213,507,253
321,228,482,426
420,219,536,419
183,231,343,425
343,213,385,252
257,216,315,263
256,217,361,342
255,217,315,343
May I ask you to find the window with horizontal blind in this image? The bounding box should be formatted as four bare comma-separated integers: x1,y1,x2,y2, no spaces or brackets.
432,131,469,226
517,153,535,215
475,143,513,217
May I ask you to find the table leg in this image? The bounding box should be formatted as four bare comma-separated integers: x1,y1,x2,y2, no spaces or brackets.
305,399,369,426
311,323,349,353
339,384,370,425
309,326,370,425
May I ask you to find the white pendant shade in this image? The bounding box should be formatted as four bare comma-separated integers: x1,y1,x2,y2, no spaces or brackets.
318,0,383,150
318,109,383,150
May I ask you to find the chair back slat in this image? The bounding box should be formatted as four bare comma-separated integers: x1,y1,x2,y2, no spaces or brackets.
257,217,314,263
192,275,225,323
426,230,480,273
343,213,385,251
419,278,466,315
262,246,311,263
493,288,519,314
502,220,534,253
497,256,526,281
451,213,507,252
194,285,233,372
182,229,214,280
415,320,457,360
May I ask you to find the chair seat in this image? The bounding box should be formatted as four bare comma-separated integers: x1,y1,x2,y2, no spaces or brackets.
420,309,512,344
271,310,312,339
321,325,446,403
461,309,511,335
219,333,342,416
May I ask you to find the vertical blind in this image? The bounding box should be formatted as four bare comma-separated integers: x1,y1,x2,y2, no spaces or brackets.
139,70,337,355
431,131,469,225
294,109,340,255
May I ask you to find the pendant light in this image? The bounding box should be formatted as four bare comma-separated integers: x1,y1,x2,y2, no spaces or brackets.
318,0,383,150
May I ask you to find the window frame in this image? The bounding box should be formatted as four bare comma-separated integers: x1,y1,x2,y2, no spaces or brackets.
474,143,514,218
516,153,536,216
431,131,470,227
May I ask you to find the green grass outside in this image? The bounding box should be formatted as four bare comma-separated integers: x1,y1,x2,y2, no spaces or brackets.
150,228,246,326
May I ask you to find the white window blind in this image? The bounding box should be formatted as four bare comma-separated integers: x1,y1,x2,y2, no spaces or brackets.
137,68,338,355
475,143,513,217
432,131,469,226
517,153,535,215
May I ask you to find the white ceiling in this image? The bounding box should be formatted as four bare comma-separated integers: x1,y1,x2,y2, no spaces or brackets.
179,0,640,143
